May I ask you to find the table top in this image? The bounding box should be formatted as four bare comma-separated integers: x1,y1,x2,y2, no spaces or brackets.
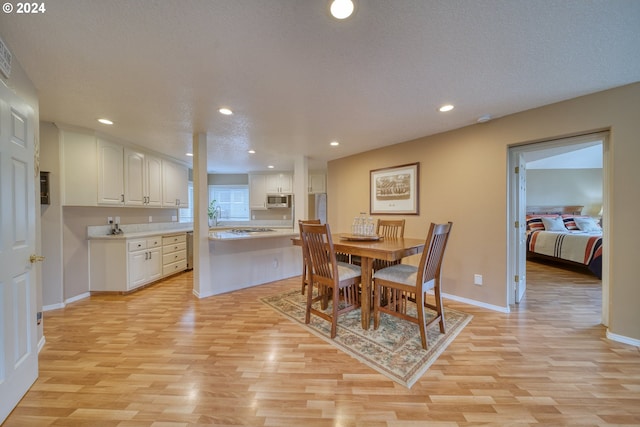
293,233,425,262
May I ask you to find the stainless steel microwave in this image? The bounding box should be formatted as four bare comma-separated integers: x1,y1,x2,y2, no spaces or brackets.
266,194,291,208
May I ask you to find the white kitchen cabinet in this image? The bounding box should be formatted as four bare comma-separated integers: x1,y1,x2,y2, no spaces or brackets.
266,173,293,194
60,128,98,206
162,160,189,208
97,138,125,205
308,174,326,193
249,174,268,210
90,234,172,293
124,149,163,207
162,233,187,276
127,237,163,289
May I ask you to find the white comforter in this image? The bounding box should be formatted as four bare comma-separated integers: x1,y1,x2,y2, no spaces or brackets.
528,230,602,265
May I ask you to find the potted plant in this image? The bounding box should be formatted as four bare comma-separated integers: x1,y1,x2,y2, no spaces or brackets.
208,200,219,227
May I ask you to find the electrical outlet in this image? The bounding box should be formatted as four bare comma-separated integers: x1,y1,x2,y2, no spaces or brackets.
149,216,153,223
107,216,113,224
171,215,177,222
474,274,483,285
283,215,287,219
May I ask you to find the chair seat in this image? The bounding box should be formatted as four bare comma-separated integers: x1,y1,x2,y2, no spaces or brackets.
335,261,361,281
373,264,435,291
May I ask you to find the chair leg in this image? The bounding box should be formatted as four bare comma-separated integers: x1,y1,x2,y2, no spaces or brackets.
434,286,446,334
373,281,381,329
415,291,428,350
301,264,307,295
330,284,339,338
305,279,313,325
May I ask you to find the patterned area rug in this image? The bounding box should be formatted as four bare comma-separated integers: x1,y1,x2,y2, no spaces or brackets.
261,289,472,388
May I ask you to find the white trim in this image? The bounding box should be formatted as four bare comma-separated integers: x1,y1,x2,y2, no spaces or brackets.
42,302,65,312
606,330,640,347
65,292,90,305
443,292,511,313
37,336,46,353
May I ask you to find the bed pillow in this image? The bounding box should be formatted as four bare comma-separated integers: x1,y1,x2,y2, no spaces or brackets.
574,217,601,232
526,214,559,231
541,216,567,231
561,215,588,230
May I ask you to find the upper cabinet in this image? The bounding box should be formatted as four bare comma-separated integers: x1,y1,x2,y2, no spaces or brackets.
60,127,188,208
308,174,326,194
97,138,125,205
249,174,268,210
265,173,293,194
162,160,189,208
124,149,163,207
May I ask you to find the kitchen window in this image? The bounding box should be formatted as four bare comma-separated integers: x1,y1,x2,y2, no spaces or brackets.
209,185,250,221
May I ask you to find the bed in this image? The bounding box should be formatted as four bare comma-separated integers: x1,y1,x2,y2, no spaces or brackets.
526,205,603,279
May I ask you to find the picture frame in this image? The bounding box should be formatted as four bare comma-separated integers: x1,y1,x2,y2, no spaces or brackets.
370,162,419,215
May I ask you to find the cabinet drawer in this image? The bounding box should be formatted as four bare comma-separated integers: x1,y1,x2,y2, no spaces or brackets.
163,260,187,276
163,241,186,254
162,249,186,265
162,234,186,245
147,237,162,248
128,239,147,252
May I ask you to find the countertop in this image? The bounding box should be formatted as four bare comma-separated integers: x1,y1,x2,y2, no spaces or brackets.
209,228,297,241
88,227,193,240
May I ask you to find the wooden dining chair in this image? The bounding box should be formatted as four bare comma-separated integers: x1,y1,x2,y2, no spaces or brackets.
373,219,406,271
300,222,361,338
372,222,453,350
298,219,321,295
376,219,405,238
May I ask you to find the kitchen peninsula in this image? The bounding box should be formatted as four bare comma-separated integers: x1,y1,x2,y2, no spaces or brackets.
207,227,302,295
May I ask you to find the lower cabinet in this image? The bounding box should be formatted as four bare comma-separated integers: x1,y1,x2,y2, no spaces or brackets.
89,232,187,293
162,234,187,276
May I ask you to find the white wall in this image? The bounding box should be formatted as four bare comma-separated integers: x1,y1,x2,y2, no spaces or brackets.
527,168,602,216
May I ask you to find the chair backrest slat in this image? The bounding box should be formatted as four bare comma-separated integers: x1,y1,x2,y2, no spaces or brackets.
376,219,405,238
300,223,338,285
417,222,453,286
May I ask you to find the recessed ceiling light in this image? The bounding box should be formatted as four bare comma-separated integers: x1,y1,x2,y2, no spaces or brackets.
330,141,340,146
97,118,113,125
185,153,193,157
267,165,275,169
219,108,233,115
438,104,454,112
248,149,256,154
330,0,355,19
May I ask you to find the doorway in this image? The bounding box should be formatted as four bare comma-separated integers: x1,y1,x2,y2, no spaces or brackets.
508,132,609,325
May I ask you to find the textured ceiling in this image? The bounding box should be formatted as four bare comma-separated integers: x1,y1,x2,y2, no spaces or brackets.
1,0,639,173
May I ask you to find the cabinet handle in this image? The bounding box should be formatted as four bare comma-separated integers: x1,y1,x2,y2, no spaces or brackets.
149,251,152,259
121,194,125,203
145,251,149,260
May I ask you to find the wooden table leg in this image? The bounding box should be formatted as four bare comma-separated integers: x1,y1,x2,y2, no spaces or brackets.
360,257,373,329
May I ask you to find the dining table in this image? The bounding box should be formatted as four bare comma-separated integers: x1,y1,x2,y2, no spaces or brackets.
293,233,425,329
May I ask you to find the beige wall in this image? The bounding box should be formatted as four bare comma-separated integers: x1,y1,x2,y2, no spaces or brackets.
328,82,640,342
527,168,603,216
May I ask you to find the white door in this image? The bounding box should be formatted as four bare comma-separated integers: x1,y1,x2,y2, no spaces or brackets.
0,82,39,423
514,155,527,303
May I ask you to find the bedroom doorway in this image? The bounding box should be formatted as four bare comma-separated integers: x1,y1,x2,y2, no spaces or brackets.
507,131,609,324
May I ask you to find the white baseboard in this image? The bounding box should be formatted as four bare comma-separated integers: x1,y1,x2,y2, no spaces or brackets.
442,292,511,313
37,336,46,353
65,292,90,305
606,329,640,347
43,302,65,312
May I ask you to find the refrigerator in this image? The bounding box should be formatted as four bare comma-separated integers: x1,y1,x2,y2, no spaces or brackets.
308,193,327,223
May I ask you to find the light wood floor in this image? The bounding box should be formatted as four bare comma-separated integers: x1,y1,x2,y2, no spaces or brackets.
3,262,639,426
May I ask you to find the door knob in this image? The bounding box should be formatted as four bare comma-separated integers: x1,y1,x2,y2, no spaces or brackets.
29,254,45,263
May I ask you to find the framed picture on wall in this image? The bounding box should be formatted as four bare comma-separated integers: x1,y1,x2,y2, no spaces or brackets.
370,162,419,215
